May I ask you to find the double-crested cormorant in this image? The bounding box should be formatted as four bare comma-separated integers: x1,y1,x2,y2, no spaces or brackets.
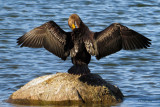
17,14,151,75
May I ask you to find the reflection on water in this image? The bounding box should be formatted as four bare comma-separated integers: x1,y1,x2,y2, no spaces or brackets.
0,0,160,107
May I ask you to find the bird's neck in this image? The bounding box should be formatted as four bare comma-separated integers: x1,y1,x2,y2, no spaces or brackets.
80,22,89,32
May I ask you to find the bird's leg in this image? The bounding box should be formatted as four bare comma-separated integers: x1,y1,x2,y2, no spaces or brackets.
68,64,90,75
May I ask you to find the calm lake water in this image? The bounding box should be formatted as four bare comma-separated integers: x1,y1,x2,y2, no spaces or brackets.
0,0,160,107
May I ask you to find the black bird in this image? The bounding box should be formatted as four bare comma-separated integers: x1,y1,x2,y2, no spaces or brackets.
17,14,151,75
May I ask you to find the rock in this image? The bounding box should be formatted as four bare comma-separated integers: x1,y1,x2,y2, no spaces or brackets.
7,73,123,106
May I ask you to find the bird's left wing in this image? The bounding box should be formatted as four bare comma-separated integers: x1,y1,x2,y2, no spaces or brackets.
17,21,73,60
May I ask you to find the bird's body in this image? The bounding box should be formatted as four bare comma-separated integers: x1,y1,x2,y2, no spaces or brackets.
69,27,92,74
17,14,151,75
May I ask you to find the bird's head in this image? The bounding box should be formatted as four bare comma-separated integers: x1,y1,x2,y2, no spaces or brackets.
68,14,82,30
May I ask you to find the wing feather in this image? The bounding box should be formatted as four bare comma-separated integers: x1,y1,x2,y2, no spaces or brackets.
92,23,151,59
17,21,72,60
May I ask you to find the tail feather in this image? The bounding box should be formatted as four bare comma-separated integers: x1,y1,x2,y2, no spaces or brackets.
68,65,90,75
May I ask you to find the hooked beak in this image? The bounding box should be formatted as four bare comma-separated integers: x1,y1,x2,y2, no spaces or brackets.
71,24,76,30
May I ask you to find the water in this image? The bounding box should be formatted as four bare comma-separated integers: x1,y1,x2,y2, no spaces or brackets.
0,0,160,107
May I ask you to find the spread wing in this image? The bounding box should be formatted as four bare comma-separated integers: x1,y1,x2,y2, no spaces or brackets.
85,23,151,60
17,21,73,60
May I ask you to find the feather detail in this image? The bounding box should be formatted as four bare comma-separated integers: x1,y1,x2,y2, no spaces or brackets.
17,21,73,60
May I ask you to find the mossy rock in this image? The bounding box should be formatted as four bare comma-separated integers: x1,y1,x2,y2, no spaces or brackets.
7,73,123,106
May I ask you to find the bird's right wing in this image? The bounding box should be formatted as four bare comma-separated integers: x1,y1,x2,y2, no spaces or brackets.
17,21,73,60
85,23,151,60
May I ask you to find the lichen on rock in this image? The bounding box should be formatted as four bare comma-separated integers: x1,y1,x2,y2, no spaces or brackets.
7,73,123,106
